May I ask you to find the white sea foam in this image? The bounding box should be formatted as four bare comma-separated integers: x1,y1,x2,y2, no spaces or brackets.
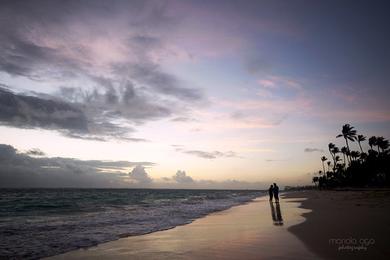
0,189,263,259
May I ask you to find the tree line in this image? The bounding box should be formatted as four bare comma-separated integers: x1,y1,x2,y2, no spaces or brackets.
312,124,390,188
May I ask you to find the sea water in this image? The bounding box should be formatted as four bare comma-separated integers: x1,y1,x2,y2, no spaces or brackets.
0,188,262,259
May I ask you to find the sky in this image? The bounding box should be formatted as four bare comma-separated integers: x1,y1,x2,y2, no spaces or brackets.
0,0,389,189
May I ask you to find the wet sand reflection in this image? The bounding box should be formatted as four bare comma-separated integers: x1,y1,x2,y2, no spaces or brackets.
270,201,284,226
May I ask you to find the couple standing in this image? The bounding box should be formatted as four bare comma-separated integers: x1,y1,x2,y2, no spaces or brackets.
268,183,279,202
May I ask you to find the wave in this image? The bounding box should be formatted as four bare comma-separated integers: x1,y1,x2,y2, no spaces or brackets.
0,189,263,259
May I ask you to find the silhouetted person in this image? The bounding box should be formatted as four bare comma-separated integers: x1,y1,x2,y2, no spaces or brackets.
269,201,283,226
268,184,274,201
273,183,279,202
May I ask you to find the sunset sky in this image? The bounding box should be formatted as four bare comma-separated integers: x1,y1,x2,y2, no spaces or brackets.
1,0,389,188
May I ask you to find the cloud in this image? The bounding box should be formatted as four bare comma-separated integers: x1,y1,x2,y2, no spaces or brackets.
116,62,203,101
174,146,238,159
230,110,288,128
0,87,153,141
0,0,204,138
172,170,194,183
26,148,46,156
128,165,153,185
171,116,193,122
304,148,324,153
0,87,88,132
0,144,154,188
161,170,265,189
257,76,303,91
265,159,288,162
0,143,264,189
245,57,273,75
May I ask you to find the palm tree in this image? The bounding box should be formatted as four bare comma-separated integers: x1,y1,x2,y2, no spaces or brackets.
341,146,348,166
312,176,319,187
327,161,331,172
321,156,327,174
335,155,341,164
375,137,384,153
350,151,360,162
360,152,367,161
331,146,340,171
357,135,366,153
336,124,357,161
377,137,389,153
334,155,342,172
328,143,335,163
368,136,377,151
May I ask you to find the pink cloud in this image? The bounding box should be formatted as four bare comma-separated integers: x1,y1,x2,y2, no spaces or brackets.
257,75,303,91
257,79,276,88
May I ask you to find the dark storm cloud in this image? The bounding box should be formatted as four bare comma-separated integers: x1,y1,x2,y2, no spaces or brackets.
0,144,154,188
0,88,88,132
0,38,56,76
304,148,324,153
0,0,203,137
0,87,154,141
57,83,171,123
69,82,173,122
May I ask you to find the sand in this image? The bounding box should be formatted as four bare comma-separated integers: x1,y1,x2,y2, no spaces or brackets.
48,190,390,259
285,190,390,260
48,196,320,259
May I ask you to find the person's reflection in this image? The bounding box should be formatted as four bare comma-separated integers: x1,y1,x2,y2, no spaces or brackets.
269,201,283,226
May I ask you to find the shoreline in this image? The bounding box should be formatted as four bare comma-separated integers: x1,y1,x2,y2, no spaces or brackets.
1,190,262,259
47,195,318,259
283,190,390,260
47,190,390,259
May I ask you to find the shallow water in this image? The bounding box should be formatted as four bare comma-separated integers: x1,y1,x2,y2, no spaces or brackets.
49,197,319,260
0,188,262,259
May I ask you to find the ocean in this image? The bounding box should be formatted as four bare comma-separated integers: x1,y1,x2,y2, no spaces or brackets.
0,188,262,259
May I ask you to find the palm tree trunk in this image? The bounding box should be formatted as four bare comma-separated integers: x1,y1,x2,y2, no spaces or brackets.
343,153,346,168
345,138,352,163
331,154,336,172
358,142,364,153
328,147,335,163
322,162,325,174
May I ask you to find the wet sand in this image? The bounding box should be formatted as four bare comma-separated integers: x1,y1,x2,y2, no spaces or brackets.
48,196,320,259
284,190,390,260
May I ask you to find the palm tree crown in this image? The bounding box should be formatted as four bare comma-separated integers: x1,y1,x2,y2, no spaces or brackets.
336,124,357,161
357,134,366,153
340,146,348,166
320,156,327,174
313,124,389,189
328,143,335,162
377,137,389,153
368,136,377,150
336,124,357,142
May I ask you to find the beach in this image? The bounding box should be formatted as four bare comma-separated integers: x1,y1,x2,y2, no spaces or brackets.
285,190,390,260
51,197,316,259
48,196,319,259
47,190,390,260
